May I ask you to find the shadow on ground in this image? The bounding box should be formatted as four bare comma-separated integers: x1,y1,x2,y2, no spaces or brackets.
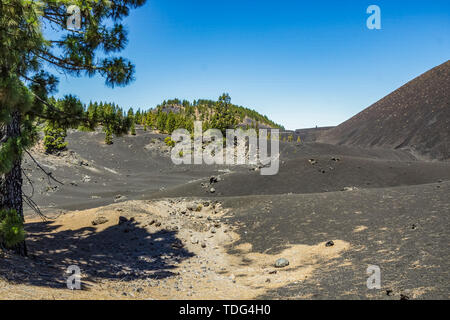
0,219,193,290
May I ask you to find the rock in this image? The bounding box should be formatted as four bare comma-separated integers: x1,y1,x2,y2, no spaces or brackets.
210,228,216,234
118,216,128,225
275,258,289,268
342,186,358,191
187,204,195,211
400,294,410,300
203,201,210,207
386,289,393,296
325,240,334,247
155,222,161,227
79,160,89,166
331,157,340,162
210,176,218,184
114,194,127,202
201,243,206,248
308,159,317,165
92,216,108,226
210,188,216,193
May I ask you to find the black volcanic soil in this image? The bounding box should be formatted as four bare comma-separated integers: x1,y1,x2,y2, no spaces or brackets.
6,125,447,300
8,59,450,300
319,60,450,160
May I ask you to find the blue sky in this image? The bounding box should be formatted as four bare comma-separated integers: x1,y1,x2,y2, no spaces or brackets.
53,0,449,130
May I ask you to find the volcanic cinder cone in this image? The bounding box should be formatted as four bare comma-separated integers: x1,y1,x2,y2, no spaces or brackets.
319,60,450,160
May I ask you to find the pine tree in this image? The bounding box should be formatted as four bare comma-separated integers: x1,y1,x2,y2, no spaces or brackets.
0,0,146,254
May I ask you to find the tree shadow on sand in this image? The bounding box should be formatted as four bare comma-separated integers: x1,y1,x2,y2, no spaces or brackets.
0,219,194,290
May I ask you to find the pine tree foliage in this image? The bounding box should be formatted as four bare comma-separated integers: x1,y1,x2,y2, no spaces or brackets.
0,0,146,251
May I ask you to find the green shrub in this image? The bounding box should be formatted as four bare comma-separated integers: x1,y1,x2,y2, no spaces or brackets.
43,122,68,154
130,121,136,135
164,136,175,147
0,210,25,248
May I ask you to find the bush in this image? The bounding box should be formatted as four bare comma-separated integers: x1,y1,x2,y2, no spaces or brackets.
130,121,136,135
164,136,175,147
104,126,114,145
43,122,68,153
0,209,25,248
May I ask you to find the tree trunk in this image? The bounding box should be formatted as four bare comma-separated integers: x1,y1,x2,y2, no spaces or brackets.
0,111,27,256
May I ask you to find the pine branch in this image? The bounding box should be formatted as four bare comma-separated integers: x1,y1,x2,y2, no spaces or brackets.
24,149,64,186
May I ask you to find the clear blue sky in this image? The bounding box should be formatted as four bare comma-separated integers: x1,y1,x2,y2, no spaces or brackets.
53,0,450,130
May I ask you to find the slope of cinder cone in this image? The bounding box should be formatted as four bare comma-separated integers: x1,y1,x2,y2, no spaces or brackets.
319,60,450,160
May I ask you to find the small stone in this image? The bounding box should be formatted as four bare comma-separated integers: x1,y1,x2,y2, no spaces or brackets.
325,240,334,247
275,258,289,268
201,243,206,248
210,176,218,184
92,216,108,226
210,188,216,193
386,289,393,296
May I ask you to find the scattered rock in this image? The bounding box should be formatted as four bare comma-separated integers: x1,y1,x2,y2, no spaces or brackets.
400,294,410,300
114,195,127,202
308,159,317,165
386,289,393,296
210,188,216,193
325,240,334,247
275,258,289,268
342,186,358,191
210,176,218,184
92,216,108,226
79,160,89,166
